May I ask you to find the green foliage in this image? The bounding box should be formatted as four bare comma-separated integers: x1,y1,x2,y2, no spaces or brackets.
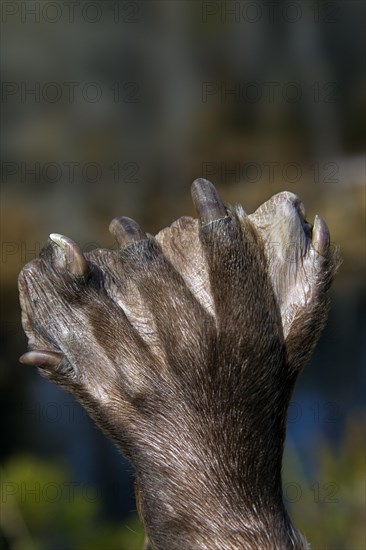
0,456,145,550
283,413,365,550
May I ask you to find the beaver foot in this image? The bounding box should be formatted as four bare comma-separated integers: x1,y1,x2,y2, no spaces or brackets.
18,179,339,550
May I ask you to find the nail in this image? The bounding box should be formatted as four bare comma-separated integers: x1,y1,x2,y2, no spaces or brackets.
191,178,227,225
312,214,330,256
49,233,90,277
109,217,147,248
19,350,63,369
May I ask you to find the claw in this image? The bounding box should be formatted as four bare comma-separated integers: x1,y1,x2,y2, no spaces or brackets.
49,233,90,277
312,214,330,256
191,178,227,225
19,350,63,369
293,197,314,238
109,216,147,248
294,198,307,221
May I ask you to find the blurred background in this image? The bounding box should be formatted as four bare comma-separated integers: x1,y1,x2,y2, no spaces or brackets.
1,1,365,549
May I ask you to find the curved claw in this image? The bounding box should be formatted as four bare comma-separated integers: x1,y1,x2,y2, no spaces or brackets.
312,214,330,256
49,233,90,277
19,350,63,369
293,197,307,221
293,198,313,238
109,216,147,248
191,178,227,225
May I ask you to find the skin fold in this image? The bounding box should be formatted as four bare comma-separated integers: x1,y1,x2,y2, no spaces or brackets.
18,179,340,549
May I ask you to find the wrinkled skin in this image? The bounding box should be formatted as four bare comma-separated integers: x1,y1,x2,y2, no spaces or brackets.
18,179,340,550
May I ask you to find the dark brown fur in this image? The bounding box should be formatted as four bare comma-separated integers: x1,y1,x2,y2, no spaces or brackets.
18,181,340,549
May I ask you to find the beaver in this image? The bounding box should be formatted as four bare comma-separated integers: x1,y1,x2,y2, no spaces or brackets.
18,179,340,549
